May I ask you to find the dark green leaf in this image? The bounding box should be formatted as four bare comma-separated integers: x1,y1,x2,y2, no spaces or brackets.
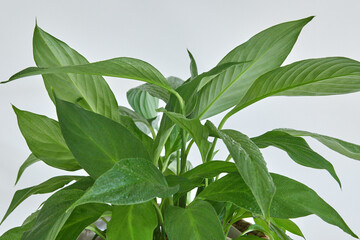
232,57,360,114
252,130,341,187
182,161,237,179
70,158,178,208
164,200,225,240
13,106,80,171
206,121,275,219
198,173,357,238
15,154,41,185
161,110,211,161
56,98,151,178
193,17,313,119
21,189,84,240
166,175,203,193
187,49,198,79
127,87,159,119
55,203,110,240
107,202,157,240
277,128,360,160
1,175,82,224
32,26,119,121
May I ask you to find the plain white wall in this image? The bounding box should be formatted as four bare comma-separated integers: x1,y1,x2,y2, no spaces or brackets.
1,0,360,239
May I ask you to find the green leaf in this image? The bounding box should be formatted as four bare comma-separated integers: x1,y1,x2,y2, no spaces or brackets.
31,26,119,121
252,130,341,187
182,161,238,179
55,98,151,178
161,110,211,161
198,173,358,238
118,106,154,135
127,86,159,119
232,57,360,114
13,106,80,171
6,57,173,97
164,200,225,240
187,49,198,79
206,121,275,219
107,202,157,240
70,158,178,208
15,154,41,185
277,128,360,160
21,189,84,240
271,218,305,239
55,203,110,240
166,175,203,193
1,175,83,224
193,17,313,119
0,212,37,240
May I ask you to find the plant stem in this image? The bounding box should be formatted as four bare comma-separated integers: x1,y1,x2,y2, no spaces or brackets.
87,224,106,240
152,200,164,226
176,150,180,175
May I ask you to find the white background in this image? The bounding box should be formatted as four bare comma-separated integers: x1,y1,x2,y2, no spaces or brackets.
1,0,360,239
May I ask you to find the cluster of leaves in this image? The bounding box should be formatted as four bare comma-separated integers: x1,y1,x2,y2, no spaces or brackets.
1,16,360,240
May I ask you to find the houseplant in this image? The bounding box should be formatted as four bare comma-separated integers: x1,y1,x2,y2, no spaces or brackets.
1,16,360,239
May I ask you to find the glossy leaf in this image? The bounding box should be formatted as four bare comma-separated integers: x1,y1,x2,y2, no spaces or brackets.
13,106,80,171
161,109,211,161
21,189,83,240
232,57,360,114
277,128,360,160
193,17,313,119
107,202,157,240
164,200,225,240
15,154,41,185
187,50,198,79
55,203,110,240
32,26,119,121
198,173,357,238
1,175,83,224
70,158,178,208
252,130,341,187
206,121,275,219
56,98,150,178
127,86,159,119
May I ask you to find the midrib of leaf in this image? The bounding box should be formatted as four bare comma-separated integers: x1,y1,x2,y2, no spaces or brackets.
28,119,69,150
187,211,202,240
71,121,116,163
197,25,298,119
128,205,135,239
237,72,360,112
38,31,96,113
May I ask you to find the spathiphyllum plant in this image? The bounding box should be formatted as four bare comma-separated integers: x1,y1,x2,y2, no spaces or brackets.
2,16,360,240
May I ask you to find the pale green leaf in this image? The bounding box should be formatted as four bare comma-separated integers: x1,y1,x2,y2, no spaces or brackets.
127,87,159,119
32,26,120,121
232,57,360,114
193,17,313,119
